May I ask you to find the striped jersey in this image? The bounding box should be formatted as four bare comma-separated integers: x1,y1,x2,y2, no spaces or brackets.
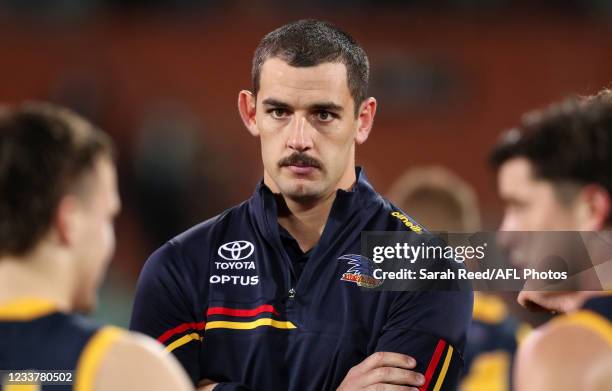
0,298,123,391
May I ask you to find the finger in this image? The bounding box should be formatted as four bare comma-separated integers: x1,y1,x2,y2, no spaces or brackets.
355,352,417,374
518,291,552,312
517,290,533,308
363,384,419,391
363,367,425,388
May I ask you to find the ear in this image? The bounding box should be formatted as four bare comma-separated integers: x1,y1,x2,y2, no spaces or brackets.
575,184,611,230
53,194,81,247
355,97,377,145
238,90,259,137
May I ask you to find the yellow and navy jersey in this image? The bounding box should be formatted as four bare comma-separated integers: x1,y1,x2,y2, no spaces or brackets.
0,298,123,391
130,168,474,391
460,294,529,391
553,295,612,345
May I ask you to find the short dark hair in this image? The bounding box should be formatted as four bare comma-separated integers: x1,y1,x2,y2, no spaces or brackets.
0,102,114,257
490,90,612,211
252,19,369,115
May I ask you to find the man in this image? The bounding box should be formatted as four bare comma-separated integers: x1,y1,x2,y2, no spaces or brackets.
0,103,192,391
130,20,472,391
490,91,612,390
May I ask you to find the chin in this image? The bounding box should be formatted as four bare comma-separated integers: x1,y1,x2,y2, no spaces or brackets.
283,184,323,202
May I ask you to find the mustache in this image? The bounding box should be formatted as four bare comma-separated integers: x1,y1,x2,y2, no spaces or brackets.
278,152,323,169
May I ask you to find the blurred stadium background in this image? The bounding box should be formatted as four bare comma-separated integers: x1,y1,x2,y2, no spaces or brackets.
2,0,612,327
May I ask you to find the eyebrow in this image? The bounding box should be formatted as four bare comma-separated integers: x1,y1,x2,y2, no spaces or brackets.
261,98,344,112
311,102,344,113
261,98,291,109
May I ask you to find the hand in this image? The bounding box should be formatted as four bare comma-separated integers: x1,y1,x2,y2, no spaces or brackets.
337,351,425,391
517,290,582,314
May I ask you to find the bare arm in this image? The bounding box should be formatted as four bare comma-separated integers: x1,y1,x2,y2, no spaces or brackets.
95,332,194,391
514,319,612,391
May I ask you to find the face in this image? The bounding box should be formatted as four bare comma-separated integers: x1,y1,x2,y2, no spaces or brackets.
498,157,579,232
239,58,376,202
71,156,120,313
496,158,578,266
497,158,612,313
497,157,588,311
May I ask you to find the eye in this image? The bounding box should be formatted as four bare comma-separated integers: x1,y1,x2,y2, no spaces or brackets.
269,108,289,119
315,111,335,122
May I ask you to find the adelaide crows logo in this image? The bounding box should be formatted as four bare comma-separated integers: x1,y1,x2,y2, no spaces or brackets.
339,254,382,289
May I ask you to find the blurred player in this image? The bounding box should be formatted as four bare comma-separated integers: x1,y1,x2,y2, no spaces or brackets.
388,166,526,391
0,103,192,391
490,91,612,390
387,166,481,233
130,19,473,391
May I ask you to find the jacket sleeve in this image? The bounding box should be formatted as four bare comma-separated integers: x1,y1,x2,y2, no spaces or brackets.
375,290,473,391
130,241,204,385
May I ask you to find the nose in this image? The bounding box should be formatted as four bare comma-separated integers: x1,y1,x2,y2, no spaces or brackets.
496,213,525,266
287,116,313,152
498,212,517,232
497,214,515,244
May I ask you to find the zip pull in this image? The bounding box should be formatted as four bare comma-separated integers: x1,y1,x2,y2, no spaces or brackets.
288,287,296,299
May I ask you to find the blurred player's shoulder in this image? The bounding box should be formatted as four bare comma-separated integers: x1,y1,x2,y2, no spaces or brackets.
544,294,612,348
514,295,612,390
532,294,612,348
0,298,100,370
0,297,192,391
95,330,193,391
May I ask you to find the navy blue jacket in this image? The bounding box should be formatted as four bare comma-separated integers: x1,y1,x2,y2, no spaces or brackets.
130,169,473,390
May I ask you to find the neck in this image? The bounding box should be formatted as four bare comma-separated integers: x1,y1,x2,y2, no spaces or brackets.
276,192,338,252
0,243,75,312
268,168,357,252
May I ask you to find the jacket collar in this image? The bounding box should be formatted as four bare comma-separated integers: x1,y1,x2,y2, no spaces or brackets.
249,167,381,241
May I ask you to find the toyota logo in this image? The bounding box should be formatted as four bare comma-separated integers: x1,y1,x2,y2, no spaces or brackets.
218,241,255,261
